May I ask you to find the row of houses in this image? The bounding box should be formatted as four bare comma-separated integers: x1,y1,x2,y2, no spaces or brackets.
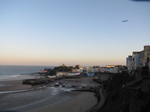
40,63,126,78
126,45,150,77
85,65,126,73
56,65,126,77
56,65,83,77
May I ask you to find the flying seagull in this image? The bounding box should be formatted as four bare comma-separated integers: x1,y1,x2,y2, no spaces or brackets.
122,20,128,22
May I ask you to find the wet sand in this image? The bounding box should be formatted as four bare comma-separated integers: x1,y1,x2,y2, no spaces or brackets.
0,77,99,112
33,92,97,112
0,80,32,91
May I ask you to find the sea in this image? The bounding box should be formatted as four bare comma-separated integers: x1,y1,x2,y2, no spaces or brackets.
0,65,55,81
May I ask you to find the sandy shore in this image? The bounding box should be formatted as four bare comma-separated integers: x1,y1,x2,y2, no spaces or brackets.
32,92,97,112
0,80,32,91
0,77,99,112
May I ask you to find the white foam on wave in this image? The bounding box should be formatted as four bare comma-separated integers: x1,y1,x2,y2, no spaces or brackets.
48,87,74,95
0,74,36,81
0,89,29,94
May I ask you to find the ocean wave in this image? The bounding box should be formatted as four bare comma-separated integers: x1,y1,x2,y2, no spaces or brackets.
0,65,54,81
0,74,36,81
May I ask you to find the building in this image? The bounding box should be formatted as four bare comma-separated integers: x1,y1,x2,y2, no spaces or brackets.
72,65,83,73
105,65,116,68
56,72,68,77
100,67,107,73
56,72,81,77
133,52,141,69
126,55,133,73
86,66,92,72
141,45,150,67
99,65,125,73
126,45,150,76
92,66,100,72
68,72,80,76
85,66,100,73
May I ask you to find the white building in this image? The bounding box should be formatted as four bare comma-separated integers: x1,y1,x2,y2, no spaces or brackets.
56,72,80,77
126,45,150,76
133,52,141,69
86,66,100,73
114,66,119,73
56,72,68,77
100,65,124,73
92,66,100,72
72,65,83,73
86,66,92,72
100,67,107,73
68,72,80,76
126,55,133,73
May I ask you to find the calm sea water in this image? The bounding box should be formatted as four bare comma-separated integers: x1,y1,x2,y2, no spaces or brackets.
0,65,55,81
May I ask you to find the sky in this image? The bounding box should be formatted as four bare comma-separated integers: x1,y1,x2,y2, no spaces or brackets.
0,0,150,66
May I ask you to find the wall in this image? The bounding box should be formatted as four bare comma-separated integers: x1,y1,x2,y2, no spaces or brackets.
68,72,80,76
56,72,68,77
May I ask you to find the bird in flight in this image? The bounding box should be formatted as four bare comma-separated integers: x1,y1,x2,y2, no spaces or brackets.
122,20,128,22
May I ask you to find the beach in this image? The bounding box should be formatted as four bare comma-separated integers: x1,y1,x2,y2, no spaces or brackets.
0,80,32,91
33,92,97,112
0,77,99,112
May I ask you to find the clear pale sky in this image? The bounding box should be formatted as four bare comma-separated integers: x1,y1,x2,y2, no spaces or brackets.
0,0,150,66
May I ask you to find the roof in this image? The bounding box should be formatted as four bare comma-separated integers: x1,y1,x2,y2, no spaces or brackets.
133,51,141,54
